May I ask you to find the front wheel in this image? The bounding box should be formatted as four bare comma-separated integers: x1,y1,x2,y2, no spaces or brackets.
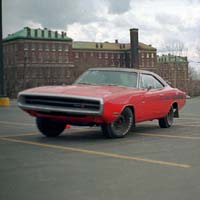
159,106,174,128
101,107,133,138
36,117,66,137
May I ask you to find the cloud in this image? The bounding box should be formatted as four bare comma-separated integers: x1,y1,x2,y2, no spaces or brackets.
106,0,131,14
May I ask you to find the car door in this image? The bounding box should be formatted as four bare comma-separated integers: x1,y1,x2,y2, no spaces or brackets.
137,73,165,121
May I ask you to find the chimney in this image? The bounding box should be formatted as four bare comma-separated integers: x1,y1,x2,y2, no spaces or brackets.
34,29,38,37
48,30,51,38
96,43,98,48
42,30,45,37
130,28,139,69
100,43,103,48
115,39,118,44
61,32,64,38
26,27,31,37
55,31,58,38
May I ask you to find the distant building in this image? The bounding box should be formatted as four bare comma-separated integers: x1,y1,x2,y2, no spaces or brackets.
157,54,189,92
3,27,188,97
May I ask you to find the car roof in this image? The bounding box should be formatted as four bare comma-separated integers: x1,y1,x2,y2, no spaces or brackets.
88,67,168,86
89,67,155,75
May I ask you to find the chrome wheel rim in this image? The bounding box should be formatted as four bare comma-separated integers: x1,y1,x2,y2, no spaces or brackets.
167,108,174,125
111,112,132,136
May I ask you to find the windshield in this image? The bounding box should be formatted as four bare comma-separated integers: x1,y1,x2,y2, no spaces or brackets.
75,70,138,88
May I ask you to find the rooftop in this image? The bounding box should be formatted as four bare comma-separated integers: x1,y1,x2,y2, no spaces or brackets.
4,27,72,41
4,27,156,51
157,54,188,63
73,41,156,51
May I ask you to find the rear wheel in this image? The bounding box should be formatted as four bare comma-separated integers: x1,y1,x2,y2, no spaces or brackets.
101,107,133,138
36,117,66,137
159,106,174,128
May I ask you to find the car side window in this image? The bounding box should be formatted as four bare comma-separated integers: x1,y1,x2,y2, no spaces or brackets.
140,74,164,89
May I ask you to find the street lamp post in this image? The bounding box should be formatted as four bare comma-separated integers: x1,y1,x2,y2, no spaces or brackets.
0,0,9,106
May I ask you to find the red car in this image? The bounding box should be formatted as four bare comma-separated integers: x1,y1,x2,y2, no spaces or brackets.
18,68,186,138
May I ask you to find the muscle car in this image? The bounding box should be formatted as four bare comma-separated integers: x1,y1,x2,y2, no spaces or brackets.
17,68,186,138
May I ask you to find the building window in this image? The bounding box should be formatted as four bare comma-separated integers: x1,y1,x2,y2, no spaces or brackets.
38,52,43,63
98,52,102,59
63,53,69,63
45,44,49,51
58,53,62,63
52,43,56,51
75,52,79,58
24,52,29,62
45,53,50,62
31,52,36,63
105,53,108,59
38,43,43,51
14,44,18,52
83,52,86,58
31,43,35,51
66,70,70,78
151,53,154,58
141,53,144,58
111,53,114,59
64,44,69,51
117,54,120,59
24,43,29,50
90,52,94,57
52,52,56,62
142,61,145,67
146,53,149,58
58,44,62,51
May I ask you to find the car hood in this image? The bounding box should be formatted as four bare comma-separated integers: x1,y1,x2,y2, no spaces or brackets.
20,84,142,99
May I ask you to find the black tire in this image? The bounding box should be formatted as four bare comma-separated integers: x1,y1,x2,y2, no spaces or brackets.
101,107,133,138
159,106,174,128
36,117,66,137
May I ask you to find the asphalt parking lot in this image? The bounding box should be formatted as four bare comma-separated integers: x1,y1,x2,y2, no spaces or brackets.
0,97,200,200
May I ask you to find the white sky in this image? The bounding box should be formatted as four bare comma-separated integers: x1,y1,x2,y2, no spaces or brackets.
3,0,200,70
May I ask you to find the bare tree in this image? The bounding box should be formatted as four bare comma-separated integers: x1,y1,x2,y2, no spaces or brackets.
162,39,187,57
196,45,200,60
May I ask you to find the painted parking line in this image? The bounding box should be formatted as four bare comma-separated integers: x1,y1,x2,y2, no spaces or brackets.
0,133,37,138
177,117,200,120
0,120,34,126
139,133,200,140
174,124,200,127
176,121,200,124
180,113,200,117
0,137,191,169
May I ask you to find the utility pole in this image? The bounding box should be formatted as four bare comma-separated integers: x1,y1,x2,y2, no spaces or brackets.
0,0,9,106
0,0,4,96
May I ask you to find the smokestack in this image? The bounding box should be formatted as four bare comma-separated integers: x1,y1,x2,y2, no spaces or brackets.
130,28,139,69
115,39,118,44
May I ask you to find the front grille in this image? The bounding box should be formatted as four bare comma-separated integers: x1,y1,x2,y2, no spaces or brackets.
18,93,103,115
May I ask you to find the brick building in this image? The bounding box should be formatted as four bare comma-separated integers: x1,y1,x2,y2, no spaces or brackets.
157,54,189,92
3,27,187,97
